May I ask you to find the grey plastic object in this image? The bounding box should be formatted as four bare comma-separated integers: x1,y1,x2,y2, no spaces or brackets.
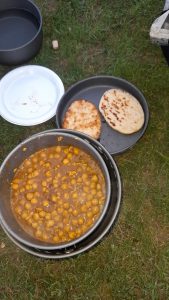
150,10,169,45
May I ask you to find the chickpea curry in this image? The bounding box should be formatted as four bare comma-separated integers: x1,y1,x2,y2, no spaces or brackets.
11,145,106,244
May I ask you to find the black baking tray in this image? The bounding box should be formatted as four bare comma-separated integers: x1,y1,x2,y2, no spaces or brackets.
56,76,149,155
1,129,122,259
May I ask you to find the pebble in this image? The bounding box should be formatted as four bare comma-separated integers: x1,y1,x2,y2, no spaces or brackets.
52,40,59,50
0,242,6,249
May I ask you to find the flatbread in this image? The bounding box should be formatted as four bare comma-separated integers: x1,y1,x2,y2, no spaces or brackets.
62,99,101,139
99,89,144,134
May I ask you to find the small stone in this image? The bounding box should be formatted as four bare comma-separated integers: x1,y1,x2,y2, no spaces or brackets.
52,40,59,50
0,242,6,249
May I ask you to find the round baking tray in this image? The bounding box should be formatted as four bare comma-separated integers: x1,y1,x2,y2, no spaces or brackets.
56,76,149,155
1,129,122,259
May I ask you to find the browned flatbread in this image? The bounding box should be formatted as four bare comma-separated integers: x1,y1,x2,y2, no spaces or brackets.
99,89,144,134
62,99,101,139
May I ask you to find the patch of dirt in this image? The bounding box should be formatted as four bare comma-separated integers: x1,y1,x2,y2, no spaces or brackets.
140,200,169,247
97,282,113,300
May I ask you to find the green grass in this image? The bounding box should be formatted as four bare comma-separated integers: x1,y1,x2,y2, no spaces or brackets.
0,0,169,299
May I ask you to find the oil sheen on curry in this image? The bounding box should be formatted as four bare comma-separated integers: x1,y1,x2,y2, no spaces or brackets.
11,145,106,244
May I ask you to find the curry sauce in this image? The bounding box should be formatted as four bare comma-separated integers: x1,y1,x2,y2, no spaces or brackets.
11,145,106,244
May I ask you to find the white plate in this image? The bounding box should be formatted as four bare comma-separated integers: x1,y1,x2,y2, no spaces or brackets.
0,65,64,126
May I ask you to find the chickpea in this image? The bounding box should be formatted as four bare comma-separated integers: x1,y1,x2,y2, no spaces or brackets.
64,148,69,154
13,178,20,184
58,200,63,206
45,171,51,177
25,160,31,167
42,180,47,187
21,211,28,220
39,211,45,218
96,183,101,190
72,209,78,217
63,158,69,165
91,189,97,196
33,213,39,221
87,211,93,218
87,194,93,201
12,183,19,190
72,192,78,199
51,195,57,202
97,191,103,197
63,217,69,224
42,233,48,240
25,203,31,210
51,211,57,217
90,182,96,189
32,183,38,190
86,201,92,208
58,230,64,237
55,146,61,153
91,175,98,182
43,200,49,207
20,199,26,206
64,225,71,232
61,183,67,190
85,181,90,186
26,192,34,200
72,219,78,226
64,193,69,200
53,236,59,243
78,218,84,225
45,213,51,220
35,230,42,238
31,198,38,204
92,206,100,215
76,228,82,237
58,207,63,214
92,199,99,205
86,219,93,227
81,205,87,213
40,152,46,159
70,179,76,185
28,167,33,173
44,162,51,168
69,232,76,239
82,173,88,180
63,203,70,209
73,147,79,155
15,206,22,215
46,220,55,228
25,184,32,190
54,215,60,222
32,222,38,229
83,186,89,193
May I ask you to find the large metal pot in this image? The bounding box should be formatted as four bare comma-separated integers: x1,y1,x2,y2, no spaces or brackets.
0,0,43,65
0,131,111,250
